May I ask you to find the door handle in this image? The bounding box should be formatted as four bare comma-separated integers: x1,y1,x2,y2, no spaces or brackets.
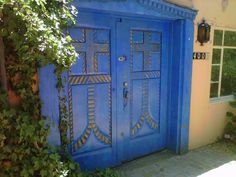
123,81,128,110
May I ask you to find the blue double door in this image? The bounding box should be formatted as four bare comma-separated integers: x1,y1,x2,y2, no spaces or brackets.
68,12,169,170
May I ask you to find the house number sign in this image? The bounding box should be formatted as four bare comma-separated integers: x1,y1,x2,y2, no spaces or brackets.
193,52,208,60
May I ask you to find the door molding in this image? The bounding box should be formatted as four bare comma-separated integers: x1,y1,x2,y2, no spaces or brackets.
75,0,197,20
167,19,195,154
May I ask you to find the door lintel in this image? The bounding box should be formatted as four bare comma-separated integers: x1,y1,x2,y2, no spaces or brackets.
75,0,197,21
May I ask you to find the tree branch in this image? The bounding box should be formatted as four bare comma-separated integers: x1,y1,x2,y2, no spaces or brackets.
0,37,7,92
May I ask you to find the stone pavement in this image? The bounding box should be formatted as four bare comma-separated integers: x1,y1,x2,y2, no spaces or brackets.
116,142,236,177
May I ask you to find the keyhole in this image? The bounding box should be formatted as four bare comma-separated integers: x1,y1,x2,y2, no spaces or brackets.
120,132,124,137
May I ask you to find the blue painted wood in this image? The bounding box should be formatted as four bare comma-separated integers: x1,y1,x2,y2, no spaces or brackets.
39,0,197,171
166,19,195,154
116,18,169,161
39,65,61,146
75,0,197,20
179,19,194,153
166,20,183,153
66,12,117,170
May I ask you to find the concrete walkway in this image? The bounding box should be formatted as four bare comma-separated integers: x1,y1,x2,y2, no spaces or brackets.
116,142,236,177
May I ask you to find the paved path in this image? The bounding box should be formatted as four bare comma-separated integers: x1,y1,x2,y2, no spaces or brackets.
116,142,236,177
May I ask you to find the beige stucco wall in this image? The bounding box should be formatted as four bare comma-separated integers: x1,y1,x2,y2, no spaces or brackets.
167,0,236,149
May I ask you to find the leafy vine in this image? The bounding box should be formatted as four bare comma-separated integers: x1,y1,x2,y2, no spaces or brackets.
0,0,81,176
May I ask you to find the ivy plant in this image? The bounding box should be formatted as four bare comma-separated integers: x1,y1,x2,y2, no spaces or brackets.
0,0,82,176
83,169,119,177
224,97,236,144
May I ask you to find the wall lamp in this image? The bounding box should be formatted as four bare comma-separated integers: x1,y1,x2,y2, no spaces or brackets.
197,20,211,46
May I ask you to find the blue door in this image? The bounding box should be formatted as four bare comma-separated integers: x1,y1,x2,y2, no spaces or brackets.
68,11,169,169
116,19,169,161
68,12,117,170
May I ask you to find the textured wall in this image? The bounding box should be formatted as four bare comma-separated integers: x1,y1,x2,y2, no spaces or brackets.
168,0,236,149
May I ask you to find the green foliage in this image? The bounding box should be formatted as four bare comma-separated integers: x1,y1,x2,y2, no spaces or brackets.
0,0,78,70
221,49,236,96
230,99,236,109
0,88,81,177
0,0,81,176
83,169,119,177
224,98,236,144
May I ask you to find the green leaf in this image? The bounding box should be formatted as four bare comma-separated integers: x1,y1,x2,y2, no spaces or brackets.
226,112,234,117
0,0,80,176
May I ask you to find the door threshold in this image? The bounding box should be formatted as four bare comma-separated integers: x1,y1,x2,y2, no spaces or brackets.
116,149,175,170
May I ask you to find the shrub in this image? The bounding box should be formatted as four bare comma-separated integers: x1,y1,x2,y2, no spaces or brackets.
0,0,81,176
224,97,236,143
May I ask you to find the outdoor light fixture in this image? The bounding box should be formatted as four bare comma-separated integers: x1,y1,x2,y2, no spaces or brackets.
197,20,211,46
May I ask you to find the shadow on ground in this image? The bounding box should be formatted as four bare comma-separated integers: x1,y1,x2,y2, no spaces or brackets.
116,142,236,177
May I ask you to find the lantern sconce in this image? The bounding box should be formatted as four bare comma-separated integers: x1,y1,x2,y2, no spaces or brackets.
197,19,211,46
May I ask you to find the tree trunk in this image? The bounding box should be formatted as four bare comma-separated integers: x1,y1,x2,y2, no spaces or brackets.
0,37,7,91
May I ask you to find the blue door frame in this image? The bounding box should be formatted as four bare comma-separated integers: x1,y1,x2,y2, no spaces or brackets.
39,0,197,170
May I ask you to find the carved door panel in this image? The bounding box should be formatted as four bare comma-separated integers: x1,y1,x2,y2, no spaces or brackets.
68,12,169,169
116,19,169,161
68,12,117,170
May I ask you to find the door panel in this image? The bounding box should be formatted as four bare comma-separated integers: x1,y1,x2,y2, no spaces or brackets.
69,28,112,152
68,12,117,170
130,30,161,137
116,19,169,161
